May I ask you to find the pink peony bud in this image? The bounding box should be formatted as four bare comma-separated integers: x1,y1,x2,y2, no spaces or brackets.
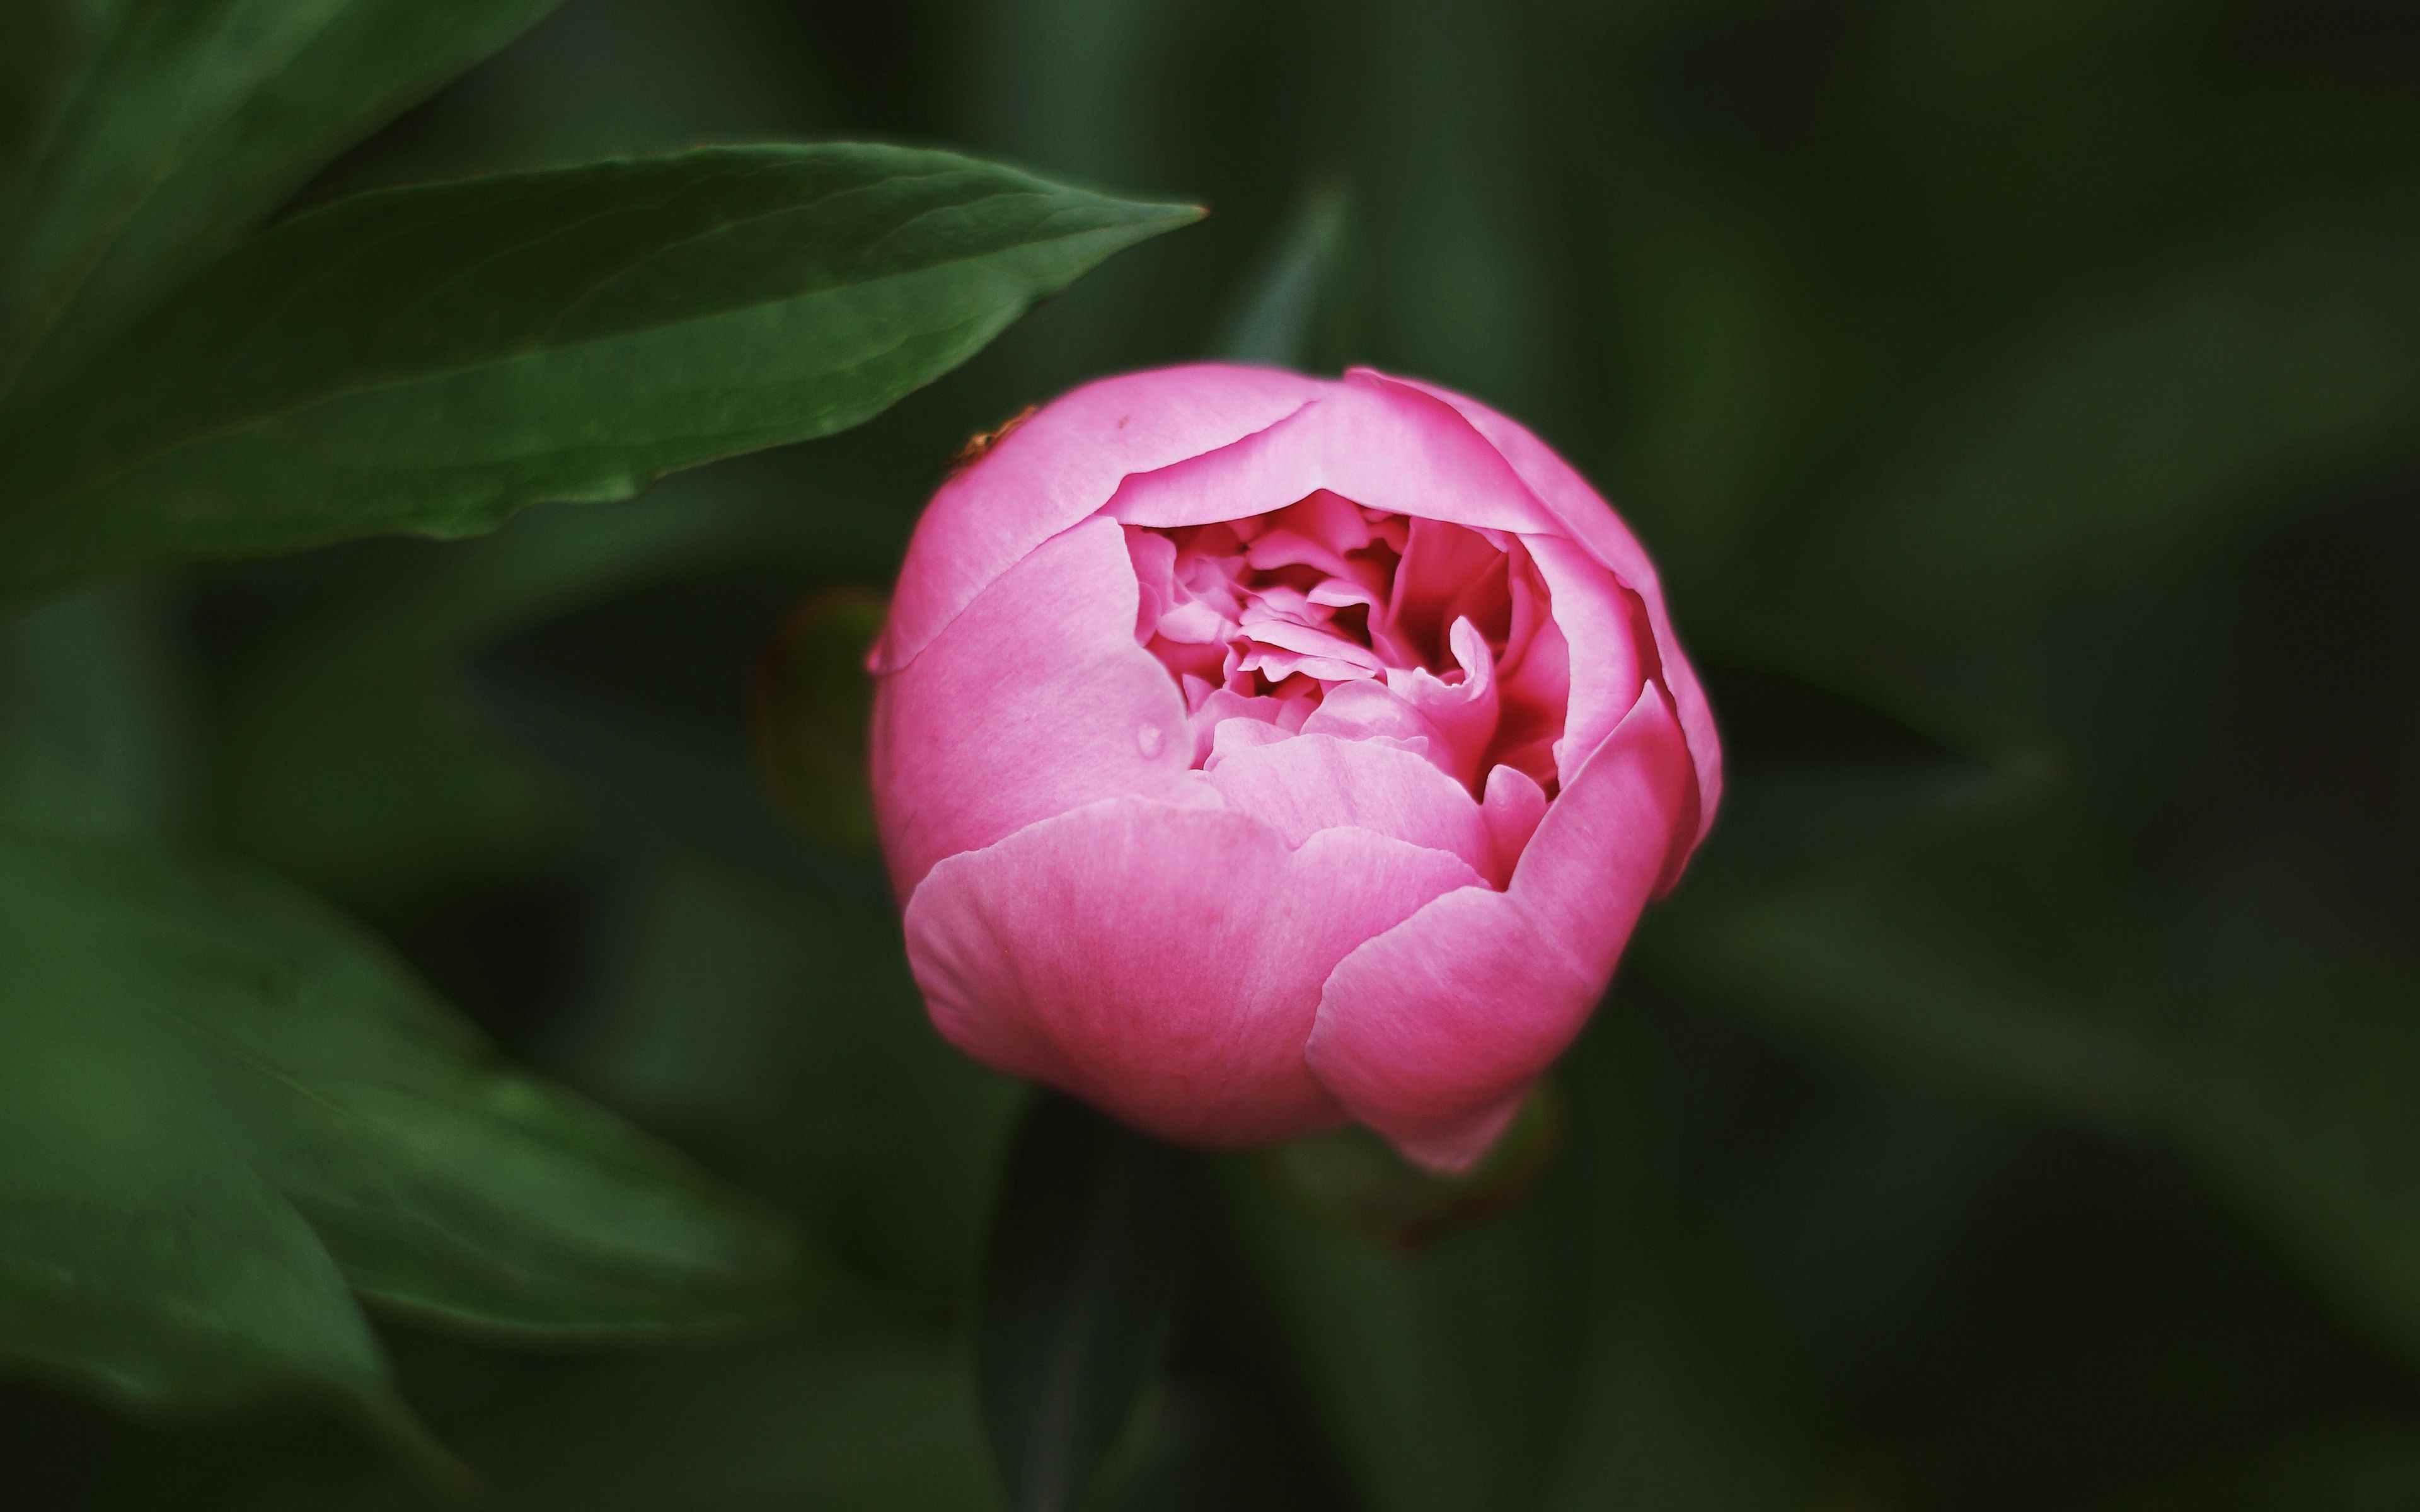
868,365,1719,1172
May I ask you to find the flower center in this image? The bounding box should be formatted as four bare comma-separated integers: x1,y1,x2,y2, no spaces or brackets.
1124,491,1569,794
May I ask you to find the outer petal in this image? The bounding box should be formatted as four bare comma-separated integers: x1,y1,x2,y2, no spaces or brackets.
1348,368,1722,869
874,364,1332,673
1103,376,1565,539
1202,733,1496,882
868,517,1204,896
1305,685,1693,1171
904,801,1485,1146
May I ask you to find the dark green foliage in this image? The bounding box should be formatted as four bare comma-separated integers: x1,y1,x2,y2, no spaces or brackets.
0,824,809,1389
0,0,568,398
977,1097,1194,1512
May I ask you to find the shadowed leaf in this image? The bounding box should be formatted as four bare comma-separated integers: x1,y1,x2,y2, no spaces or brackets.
0,142,1201,592
0,0,564,397
978,1096,1193,1512
0,822,811,1358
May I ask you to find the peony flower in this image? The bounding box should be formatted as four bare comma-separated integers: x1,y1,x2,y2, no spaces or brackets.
868,365,1719,1171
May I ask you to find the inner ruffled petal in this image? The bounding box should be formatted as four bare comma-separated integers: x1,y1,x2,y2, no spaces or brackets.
1383,617,1501,791
1119,492,1604,878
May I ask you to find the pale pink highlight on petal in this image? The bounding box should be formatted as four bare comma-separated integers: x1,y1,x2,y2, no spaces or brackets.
1203,733,1495,879
1103,380,1565,539
1206,717,1291,765
1297,679,1436,744
904,801,1484,1146
868,517,1205,896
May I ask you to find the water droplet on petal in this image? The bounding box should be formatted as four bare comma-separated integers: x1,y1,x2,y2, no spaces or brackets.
1135,725,1166,758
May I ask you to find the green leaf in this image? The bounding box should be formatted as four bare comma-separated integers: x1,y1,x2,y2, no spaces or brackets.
0,142,1202,593
0,822,809,1351
977,1096,1193,1512
0,995,389,1416
1754,212,2420,750
232,1334,994,1512
0,0,564,398
0,581,192,836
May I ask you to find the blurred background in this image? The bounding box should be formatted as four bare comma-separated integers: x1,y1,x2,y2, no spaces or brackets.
7,0,2418,1505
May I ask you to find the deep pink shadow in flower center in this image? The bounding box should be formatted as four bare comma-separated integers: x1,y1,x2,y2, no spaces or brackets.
1123,490,1572,796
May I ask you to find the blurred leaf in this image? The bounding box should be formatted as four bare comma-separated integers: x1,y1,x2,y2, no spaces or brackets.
0,143,1202,592
210,483,786,910
0,822,809,1344
1216,1004,1814,1512
1763,211,2420,748
487,1342,996,1511
0,994,392,1419
1645,762,2420,1366
979,1096,1194,1512
231,1332,996,1512
0,0,564,399
751,587,887,852
2236,1426,2420,1511
0,581,191,836
550,853,1021,1300
1214,182,1348,369
467,565,831,895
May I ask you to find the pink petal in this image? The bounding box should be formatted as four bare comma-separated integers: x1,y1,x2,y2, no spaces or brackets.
1521,532,1645,786
1124,528,1179,640
1205,716,1290,764
1246,528,1359,583
1284,489,1380,555
1189,687,1296,762
904,801,1484,1146
1393,1093,1528,1172
1236,647,1381,685
1387,518,1505,656
1383,617,1500,791
1103,378,1565,539
1306,578,1380,610
1305,684,1694,1171
1351,367,1721,868
1490,560,1570,789
868,517,1207,896
1241,617,1388,674
1155,598,1231,644
1203,733,1495,879
875,365,1332,675
1478,763,1548,886
1297,679,1476,790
